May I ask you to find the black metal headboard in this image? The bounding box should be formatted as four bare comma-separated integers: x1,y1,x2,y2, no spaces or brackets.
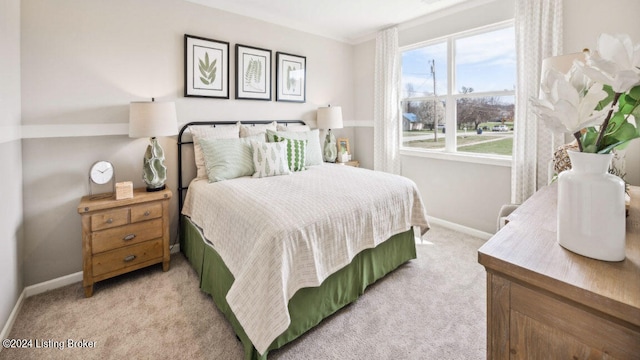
177,120,306,217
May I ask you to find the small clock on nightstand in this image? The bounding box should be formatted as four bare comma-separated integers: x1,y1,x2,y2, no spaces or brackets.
89,160,115,195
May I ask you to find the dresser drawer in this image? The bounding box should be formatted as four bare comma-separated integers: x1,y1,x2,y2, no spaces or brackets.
92,218,163,254
131,202,162,223
91,208,129,231
92,239,163,277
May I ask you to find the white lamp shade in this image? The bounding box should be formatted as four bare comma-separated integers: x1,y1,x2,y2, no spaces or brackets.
129,101,178,138
317,106,343,130
541,51,586,75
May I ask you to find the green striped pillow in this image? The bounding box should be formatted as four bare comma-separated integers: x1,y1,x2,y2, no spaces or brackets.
272,135,307,172
266,129,322,166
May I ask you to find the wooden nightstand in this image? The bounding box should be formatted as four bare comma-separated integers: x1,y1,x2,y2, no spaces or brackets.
340,160,360,167
77,188,172,297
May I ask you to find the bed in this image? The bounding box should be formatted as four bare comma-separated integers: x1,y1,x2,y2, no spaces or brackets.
177,120,429,359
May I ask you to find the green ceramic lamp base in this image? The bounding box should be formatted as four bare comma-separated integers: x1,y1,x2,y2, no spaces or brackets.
143,137,168,192
323,130,337,163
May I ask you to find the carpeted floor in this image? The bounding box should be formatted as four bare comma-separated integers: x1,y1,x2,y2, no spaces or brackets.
1,225,487,360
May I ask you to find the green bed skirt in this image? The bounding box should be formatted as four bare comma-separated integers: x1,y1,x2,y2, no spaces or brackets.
181,216,416,360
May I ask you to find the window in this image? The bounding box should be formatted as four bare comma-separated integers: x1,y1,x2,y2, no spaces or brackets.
400,22,515,158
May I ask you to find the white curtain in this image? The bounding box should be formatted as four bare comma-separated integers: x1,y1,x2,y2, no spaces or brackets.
511,0,563,204
374,27,401,174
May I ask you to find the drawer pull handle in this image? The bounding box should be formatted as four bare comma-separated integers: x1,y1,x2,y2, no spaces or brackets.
123,255,136,262
144,211,151,216
106,218,113,224
123,234,136,241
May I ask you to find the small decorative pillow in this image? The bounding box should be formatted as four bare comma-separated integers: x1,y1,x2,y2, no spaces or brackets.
251,140,291,178
189,124,240,179
199,137,255,182
266,129,322,166
271,135,307,172
239,121,278,140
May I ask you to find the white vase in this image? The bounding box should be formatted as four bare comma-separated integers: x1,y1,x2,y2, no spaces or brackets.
557,151,626,261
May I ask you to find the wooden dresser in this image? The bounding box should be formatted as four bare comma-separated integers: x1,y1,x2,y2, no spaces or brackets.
77,188,172,297
478,184,639,359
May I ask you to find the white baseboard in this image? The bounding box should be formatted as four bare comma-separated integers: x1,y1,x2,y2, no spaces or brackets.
23,248,181,297
170,243,181,254
0,290,26,353
24,271,84,298
428,216,493,240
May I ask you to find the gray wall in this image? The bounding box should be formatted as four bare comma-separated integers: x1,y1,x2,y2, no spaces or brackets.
353,0,640,234
20,0,356,286
0,0,24,331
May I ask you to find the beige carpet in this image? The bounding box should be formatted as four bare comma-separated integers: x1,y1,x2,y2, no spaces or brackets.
1,225,487,360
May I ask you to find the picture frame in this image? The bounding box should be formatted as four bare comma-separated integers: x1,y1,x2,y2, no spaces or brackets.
337,138,350,155
236,44,272,101
276,52,306,103
184,34,229,99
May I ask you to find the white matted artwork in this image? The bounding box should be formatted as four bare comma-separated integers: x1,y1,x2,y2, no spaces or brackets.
276,52,306,103
236,44,272,101
184,34,229,99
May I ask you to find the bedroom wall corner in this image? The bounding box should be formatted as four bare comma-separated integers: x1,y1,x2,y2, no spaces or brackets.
352,39,376,170
0,0,25,335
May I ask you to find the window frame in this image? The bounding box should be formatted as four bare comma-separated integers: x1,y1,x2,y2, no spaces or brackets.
399,19,515,167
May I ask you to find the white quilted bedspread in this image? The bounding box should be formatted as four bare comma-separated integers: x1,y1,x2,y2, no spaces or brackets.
182,164,429,354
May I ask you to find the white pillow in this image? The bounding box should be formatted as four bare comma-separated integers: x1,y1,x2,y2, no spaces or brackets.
276,124,311,132
189,124,240,179
239,121,277,140
266,129,322,166
250,140,291,178
200,137,255,182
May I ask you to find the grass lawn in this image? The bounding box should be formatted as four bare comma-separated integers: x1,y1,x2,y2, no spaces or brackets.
404,134,513,155
459,137,513,156
403,130,439,137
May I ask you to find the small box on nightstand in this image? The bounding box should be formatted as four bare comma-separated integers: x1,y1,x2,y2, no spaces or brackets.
115,181,134,200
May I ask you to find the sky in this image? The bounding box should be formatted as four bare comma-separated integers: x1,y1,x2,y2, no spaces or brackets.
401,26,515,98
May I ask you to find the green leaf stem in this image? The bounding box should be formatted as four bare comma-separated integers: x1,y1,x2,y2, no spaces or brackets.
198,52,217,85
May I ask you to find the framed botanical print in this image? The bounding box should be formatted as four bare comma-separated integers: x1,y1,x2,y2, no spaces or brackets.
276,52,306,103
184,34,229,99
236,44,272,100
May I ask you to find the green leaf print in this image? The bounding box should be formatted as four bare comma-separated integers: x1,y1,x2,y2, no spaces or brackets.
198,52,217,85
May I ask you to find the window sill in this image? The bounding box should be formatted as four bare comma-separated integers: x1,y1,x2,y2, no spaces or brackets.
400,148,512,167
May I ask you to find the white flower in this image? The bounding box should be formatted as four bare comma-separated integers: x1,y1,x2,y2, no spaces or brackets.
580,33,640,93
532,67,609,134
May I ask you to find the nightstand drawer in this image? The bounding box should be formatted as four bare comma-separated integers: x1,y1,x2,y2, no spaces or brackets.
92,218,163,254
91,208,129,231
131,203,162,223
92,239,163,277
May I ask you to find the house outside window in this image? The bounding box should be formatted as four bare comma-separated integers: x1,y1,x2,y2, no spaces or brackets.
400,21,515,160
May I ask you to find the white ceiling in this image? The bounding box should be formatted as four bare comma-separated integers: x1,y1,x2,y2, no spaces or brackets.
184,0,478,44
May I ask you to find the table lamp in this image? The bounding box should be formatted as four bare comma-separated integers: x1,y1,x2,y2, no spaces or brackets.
129,98,178,191
317,105,343,163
